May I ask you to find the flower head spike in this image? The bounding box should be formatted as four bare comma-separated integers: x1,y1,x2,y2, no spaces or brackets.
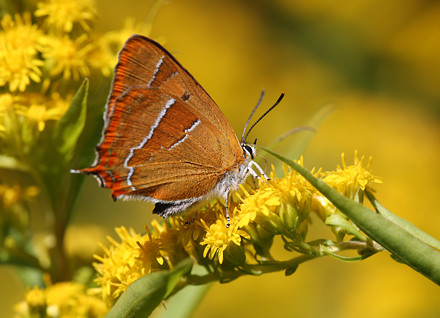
176,202,221,247
137,223,164,268
200,208,250,264
14,283,107,318
0,13,45,56
0,13,46,92
93,226,153,306
43,34,92,81
0,44,44,92
321,150,382,199
24,286,46,315
238,160,318,236
0,182,39,209
35,0,96,33
14,92,69,131
150,219,189,267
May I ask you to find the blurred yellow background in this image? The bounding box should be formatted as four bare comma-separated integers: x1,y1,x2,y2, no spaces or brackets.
2,0,440,317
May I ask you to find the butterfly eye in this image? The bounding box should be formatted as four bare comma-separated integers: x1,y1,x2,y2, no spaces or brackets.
242,144,255,159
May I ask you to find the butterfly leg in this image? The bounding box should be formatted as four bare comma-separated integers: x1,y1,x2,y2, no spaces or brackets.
247,160,269,181
225,189,231,228
184,210,198,225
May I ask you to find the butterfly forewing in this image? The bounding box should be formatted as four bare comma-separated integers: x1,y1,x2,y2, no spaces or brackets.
106,35,236,140
81,35,245,203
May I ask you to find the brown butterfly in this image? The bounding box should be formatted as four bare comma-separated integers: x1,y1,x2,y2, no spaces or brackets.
73,35,281,223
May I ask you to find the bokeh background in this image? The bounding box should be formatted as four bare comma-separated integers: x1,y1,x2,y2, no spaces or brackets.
2,0,440,317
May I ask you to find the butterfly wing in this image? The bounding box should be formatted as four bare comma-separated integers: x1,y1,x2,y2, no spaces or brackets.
79,35,245,215
105,35,238,145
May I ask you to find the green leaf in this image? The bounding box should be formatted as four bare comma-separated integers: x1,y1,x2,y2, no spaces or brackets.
105,258,194,318
286,102,335,160
255,145,440,285
259,103,335,161
156,283,211,318
52,78,89,164
366,190,440,251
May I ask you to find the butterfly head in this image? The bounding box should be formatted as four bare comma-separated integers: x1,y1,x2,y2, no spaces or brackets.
241,143,256,160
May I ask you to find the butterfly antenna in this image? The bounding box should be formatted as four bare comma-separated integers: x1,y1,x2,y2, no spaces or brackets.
243,92,285,143
241,89,265,144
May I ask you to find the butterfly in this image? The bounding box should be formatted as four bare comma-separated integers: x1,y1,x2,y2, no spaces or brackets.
73,35,282,224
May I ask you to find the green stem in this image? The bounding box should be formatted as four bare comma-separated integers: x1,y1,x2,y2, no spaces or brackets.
327,240,384,254
32,167,72,282
246,254,317,274
188,254,318,284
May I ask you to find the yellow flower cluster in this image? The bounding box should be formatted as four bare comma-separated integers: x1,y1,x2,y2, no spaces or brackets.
321,150,383,198
10,150,382,311
0,182,39,234
35,0,96,33
0,182,39,209
238,159,319,234
313,151,383,221
0,12,45,93
14,281,107,318
90,153,381,305
0,0,104,92
92,223,189,307
0,0,145,151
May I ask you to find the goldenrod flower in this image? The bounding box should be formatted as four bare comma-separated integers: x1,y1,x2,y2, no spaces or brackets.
87,36,115,77
0,44,44,92
1,13,45,56
15,286,47,317
321,150,383,199
93,226,163,306
200,209,250,264
137,225,164,268
43,34,92,81
35,0,96,33
181,160,318,264
0,93,16,110
73,294,108,318
177,202,220,247
313,151,382,221
150,219,188,267
0,93,18,133
0,183,39,209
26,285,46,304
14,282,107,318
46,282,85,310
89,152,384,303
312,194,341,222
0,13,45,92
238,160,318,236
14,92,69,131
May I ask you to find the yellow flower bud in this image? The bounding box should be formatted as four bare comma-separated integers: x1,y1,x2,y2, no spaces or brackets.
224,241,246,266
